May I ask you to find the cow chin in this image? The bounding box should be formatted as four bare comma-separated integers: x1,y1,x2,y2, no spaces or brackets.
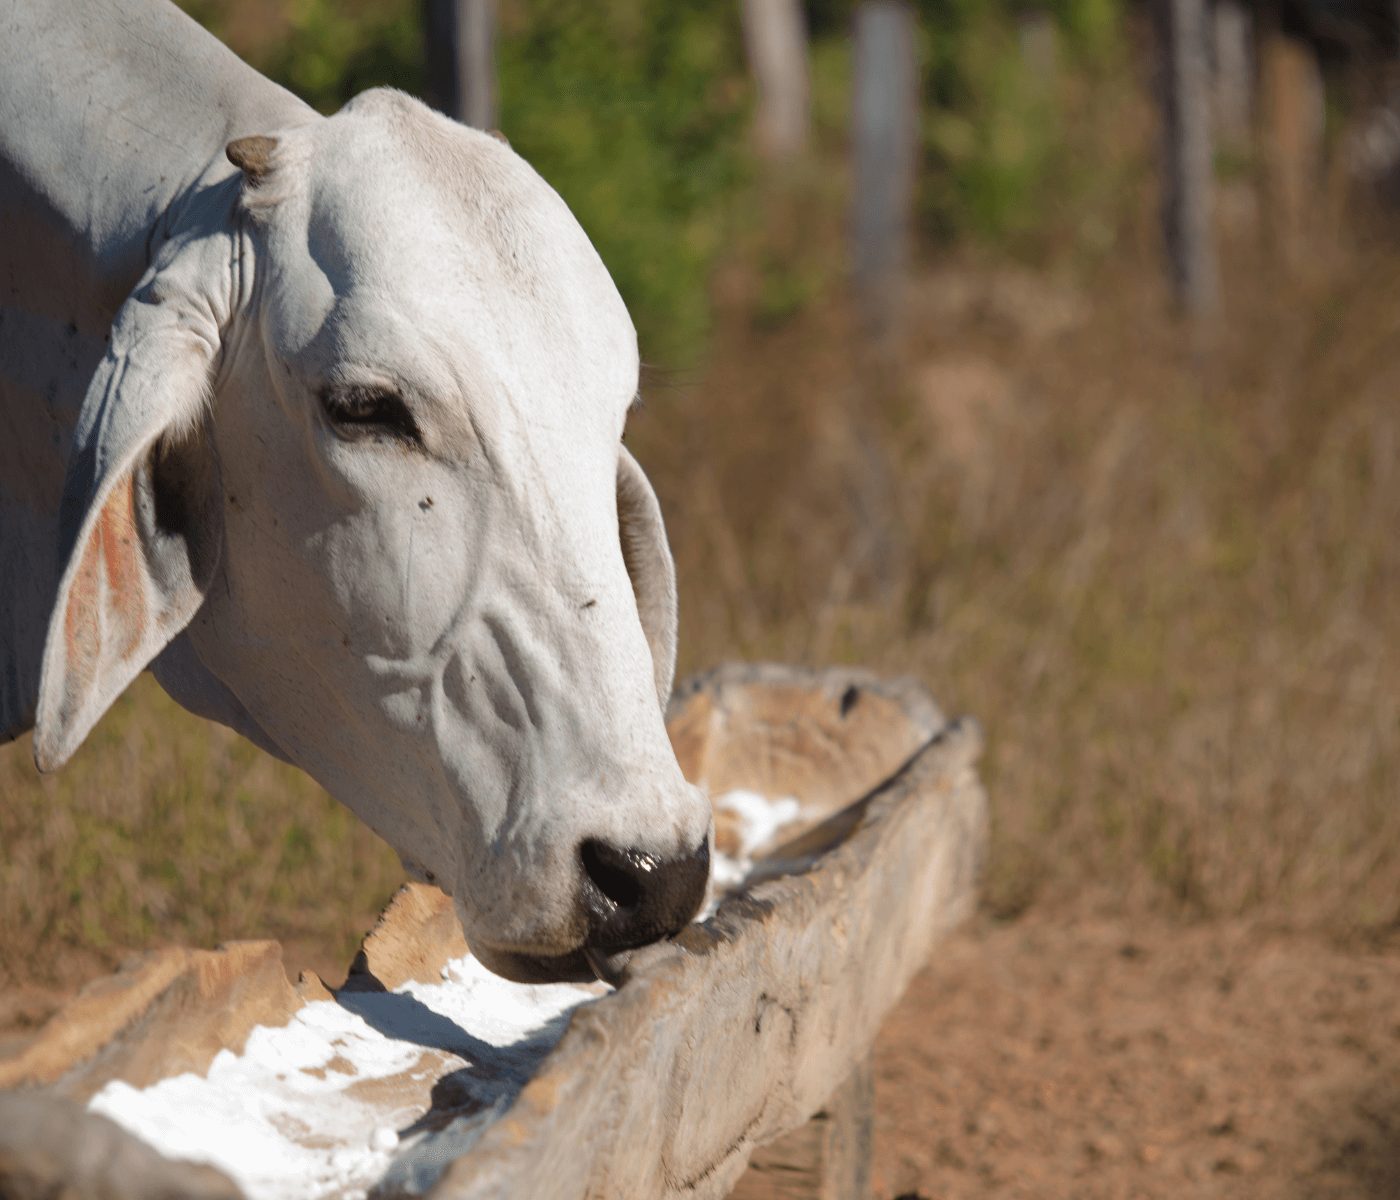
469,940,609,986
450,893,596,985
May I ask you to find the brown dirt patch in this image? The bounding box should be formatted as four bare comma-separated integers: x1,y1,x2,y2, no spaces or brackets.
872,916,1400,1200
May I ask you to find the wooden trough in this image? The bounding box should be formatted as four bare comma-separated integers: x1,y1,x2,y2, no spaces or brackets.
0,664,986,1199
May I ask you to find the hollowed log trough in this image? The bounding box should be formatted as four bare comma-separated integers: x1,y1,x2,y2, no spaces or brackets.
0,663,986,1199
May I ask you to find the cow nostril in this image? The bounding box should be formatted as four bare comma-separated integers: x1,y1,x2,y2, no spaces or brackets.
580,837,710,957
580,839,649,912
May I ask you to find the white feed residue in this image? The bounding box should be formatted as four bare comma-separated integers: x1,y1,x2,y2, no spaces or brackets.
86,790,805,1199
88,957,598,1200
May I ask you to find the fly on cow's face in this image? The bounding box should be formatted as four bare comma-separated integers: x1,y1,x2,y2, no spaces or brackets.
319,382,420,445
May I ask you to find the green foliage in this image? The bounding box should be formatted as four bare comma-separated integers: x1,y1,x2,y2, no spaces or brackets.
922,6,1058,244
1050,0,1120,59
0,678,401,982
917,0,1128,250
177,0,1138,350
494,0,746,366
192,0,747,367
259,0,424,111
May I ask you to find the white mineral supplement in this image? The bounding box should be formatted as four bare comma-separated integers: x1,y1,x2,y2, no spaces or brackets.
710,789,805,889
86,792,804,1199
88,956,598,1200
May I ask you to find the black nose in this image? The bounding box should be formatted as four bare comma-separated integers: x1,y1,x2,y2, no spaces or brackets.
579,837,710,954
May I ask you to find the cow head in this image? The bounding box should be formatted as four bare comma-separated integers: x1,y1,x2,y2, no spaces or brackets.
33,89,712,983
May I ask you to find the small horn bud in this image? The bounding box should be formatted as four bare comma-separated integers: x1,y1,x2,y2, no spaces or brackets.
488,129,510,147
226,135,278,186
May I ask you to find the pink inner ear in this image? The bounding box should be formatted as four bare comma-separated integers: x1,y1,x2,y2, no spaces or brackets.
63,478,147,684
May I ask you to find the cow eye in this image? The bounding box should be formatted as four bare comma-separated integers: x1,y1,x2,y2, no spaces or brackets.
320,384,420,442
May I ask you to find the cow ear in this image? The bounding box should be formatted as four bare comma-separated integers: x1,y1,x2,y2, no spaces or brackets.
617,447,678,707
33,253,224,772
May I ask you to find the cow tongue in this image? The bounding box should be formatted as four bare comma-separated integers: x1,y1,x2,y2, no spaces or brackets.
583,946,633,988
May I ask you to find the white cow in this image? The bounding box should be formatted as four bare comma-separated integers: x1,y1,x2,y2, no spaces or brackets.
0,0,712,983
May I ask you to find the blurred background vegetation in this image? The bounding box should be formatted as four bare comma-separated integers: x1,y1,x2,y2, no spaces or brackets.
3,0,1399,997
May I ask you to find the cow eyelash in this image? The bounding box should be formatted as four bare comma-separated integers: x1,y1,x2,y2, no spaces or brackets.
320,384,420,443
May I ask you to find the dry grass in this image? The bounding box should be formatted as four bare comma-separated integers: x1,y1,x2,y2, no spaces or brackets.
642,217,1400,940
4,135,1400,990
0,687,400,988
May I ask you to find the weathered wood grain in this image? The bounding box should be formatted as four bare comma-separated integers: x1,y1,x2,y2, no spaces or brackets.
0,941,307,1101
729,1054,874,1200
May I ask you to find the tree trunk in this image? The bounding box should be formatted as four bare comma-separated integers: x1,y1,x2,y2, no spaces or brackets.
1158,0,1221,318
851,0,918,356
423,0,497,130
848,1,918,593
741,0,811,162
1260,13,1324,270
1211,0,1253,150
1017,10,1059,93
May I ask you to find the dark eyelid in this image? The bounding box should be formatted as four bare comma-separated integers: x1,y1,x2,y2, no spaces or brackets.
319,383,421,444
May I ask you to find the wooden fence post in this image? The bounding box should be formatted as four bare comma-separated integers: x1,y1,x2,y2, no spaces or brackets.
423,0,497,130
1157,0,1221,319
741,0,811,162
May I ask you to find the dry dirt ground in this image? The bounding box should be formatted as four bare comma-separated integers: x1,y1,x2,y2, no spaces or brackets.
871,915,1400,1200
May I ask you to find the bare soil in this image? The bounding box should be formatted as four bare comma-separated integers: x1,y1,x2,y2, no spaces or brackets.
872,915,1400,1200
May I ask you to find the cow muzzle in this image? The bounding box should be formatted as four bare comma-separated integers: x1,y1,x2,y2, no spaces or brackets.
466,835,710,987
